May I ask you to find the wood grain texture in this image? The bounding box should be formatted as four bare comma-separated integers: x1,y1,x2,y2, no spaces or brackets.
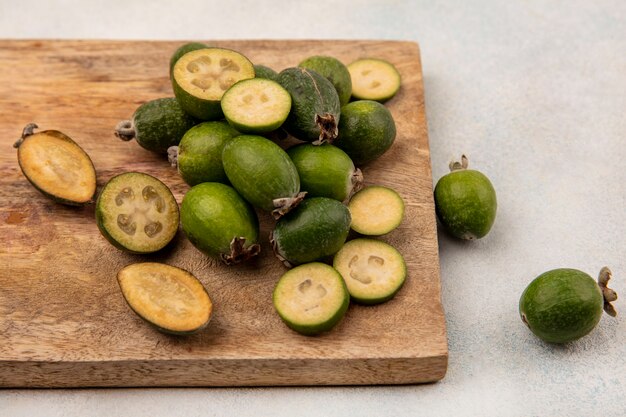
0,40,447,387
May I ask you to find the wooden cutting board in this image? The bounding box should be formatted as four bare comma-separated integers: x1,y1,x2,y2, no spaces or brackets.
0,40,447,387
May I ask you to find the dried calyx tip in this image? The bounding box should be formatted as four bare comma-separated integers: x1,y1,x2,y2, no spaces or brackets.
220,237,261,265
598,266,618,317
14,123,39,148
348,168,364,200
269,231,292,268
272,192,307,219
115,120,136,141
167,146,179,168
314,113,338,145
449,154,469,172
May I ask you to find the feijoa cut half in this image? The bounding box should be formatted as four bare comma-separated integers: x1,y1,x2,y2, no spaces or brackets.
181,182,260,264
96,172,179,254
115,97,197,154
336,100,396,165
287,143,362,202
299,55,352,106
221,78,292,134
271,197,351,267
118,262,213,335
172,47,255,120
348,58,401,102
434,155,497,240
334,239,406,305
273,262,349,336
14,123,97,205
278,67,341,144
222,135,305,218
168,121,239,186
519,267,617,344
348,186,404,235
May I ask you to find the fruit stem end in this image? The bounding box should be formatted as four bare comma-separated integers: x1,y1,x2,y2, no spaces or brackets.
598,266,618,317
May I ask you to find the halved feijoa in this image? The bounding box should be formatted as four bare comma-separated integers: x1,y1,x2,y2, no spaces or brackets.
434,155,497,240
299,55,352,106
222,135,305,218
254,64,279,82
273,262,349,336
287,143,362,202
221,78,291,134
348,186,404,235
14,123,96,205
348,58,401,102
278,67,341,144
118,262,213,335
168,121,239,186
96,172,179,254
181,182,260,264
172,48,255,120
169,42,210,76
115,97,197,154
333,239,406,305
335,100,396,166
519,267,618,344
271,197,351,267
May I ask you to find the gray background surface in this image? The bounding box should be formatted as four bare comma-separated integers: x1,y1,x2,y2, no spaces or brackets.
1,0,625,416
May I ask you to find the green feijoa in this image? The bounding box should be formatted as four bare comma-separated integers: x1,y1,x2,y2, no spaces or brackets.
14,123,97,206
172,48,255,120
222,135,305,218
95,172,180,254
254,64,279,81
434,155,497,240
115,97,197,154
335,100,396,165
271,197,351,267
273,262,350,336
277,67,341,144
519,267,617,344
333,238,406,305
169,42,210,76
299,55,352,106
287,143,362,202
168,121,239,186
181,182,260,265
348,58,401,102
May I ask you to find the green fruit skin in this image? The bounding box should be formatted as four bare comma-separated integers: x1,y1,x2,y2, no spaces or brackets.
253,65,279,82
222,135,300,211
181,182,259,258
272,197,351,266
434,169,497,240
335,100,396,165
169,42,209,77
287,144,356,201
95,173,179,254
278,67,341,142
177,121,239,186
17,130,97,206
519,269,604,344
273,263,350,336
299,55,352,106
133,97,198,153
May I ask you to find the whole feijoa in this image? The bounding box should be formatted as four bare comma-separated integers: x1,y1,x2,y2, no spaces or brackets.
168,121,239,186
287,143,362,202
299,55,352,106
434,155,496,240
335,100,396,165
271,197,351,267
278,67,341,144
222,135,305,218
519,267,617,344
181,182,260,265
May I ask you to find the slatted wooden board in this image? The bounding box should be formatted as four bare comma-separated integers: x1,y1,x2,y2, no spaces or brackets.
0,40,447,387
